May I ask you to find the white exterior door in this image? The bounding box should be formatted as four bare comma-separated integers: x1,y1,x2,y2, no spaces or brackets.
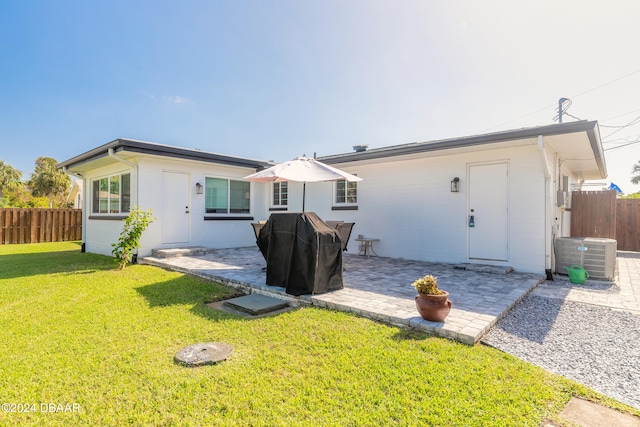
161,171,190,244
468,162,508,261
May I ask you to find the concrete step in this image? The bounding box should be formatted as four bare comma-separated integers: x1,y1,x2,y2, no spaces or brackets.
151,246,215,259
454,263,514,274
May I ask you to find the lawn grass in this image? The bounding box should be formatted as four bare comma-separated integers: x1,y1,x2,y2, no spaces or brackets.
0,241,636,426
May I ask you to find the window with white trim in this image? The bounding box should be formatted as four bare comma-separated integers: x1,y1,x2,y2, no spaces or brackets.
272,182,288,207
205,177,250,214
335,178,357,205
91,173,131,214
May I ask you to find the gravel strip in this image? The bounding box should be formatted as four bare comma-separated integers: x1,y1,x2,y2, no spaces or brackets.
482,294,640,410
547,276,620,294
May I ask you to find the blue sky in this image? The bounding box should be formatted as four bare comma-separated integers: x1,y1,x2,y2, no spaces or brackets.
2,0,640,191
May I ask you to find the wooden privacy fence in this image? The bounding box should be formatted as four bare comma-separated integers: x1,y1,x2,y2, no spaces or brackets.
616,198,640,252
570,190,640,251
0,208,82,244
570,191,617,239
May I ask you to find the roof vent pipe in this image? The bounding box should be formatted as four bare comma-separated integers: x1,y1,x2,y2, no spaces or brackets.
353,145,368,153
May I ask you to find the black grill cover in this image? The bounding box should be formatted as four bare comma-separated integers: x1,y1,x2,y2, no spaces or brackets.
257,212,343,296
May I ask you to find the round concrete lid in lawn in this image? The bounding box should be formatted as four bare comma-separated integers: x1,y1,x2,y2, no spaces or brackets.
174,342,233,367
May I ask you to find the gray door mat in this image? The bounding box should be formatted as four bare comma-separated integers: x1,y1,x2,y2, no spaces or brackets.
223,294,289,315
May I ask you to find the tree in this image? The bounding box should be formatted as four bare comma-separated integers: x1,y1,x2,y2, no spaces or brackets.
632,161,640,185
621,191,640,199
27,157,70,208
0,160,22,199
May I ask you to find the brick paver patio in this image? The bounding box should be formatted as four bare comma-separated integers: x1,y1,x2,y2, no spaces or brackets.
142,247,544,344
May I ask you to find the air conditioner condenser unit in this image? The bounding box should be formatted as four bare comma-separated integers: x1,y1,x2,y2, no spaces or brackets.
554,237,617,281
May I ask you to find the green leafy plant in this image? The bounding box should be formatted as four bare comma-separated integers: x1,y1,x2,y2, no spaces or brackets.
620,191,640,199
411,274,445,295
112,207,155,270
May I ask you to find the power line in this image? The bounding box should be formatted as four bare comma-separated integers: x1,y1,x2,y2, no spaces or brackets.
602,116,640,140
483,69,640,132
602,108,640,122
603,138,638,144
600,123,634,128
603,139,640,151
570,69,640,99
563,112,583,122
482,103,556,132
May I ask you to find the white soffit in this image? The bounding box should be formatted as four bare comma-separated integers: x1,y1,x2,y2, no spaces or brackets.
544,132,605,180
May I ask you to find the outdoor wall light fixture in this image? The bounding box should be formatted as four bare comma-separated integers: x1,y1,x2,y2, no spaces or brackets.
195,182,203,194
451,177,460,193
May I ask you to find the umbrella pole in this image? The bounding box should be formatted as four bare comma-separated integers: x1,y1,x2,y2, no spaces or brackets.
302,182,306,211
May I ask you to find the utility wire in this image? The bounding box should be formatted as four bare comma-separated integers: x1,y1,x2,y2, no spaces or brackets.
603,133,640,144
602,117,640,140
482,103,556,132
600,123,634,128
603,139,640,151
483,69,640,132
563,112,583,121
570,69,640,99
602,109,640,122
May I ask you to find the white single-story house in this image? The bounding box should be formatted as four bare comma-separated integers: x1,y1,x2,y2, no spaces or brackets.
58,120,606,275
58,139,275,256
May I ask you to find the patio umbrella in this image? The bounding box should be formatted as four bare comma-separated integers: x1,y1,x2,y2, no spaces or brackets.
244,155,362,211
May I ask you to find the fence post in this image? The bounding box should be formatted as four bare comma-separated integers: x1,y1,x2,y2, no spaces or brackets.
0,209,4,244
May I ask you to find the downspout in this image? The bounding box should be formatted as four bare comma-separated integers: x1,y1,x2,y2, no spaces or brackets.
537,135,553,280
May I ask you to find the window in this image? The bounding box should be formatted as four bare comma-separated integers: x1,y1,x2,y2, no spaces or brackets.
272,182,288,206
205,177,250,214
91,173,131,214
335,179,357,205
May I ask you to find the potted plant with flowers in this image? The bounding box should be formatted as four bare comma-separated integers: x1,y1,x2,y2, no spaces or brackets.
411,275,452,321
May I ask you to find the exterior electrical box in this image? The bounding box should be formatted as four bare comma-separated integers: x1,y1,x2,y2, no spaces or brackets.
555,237,617,280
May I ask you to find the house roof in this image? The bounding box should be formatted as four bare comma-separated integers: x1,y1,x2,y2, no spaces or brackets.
57,138,274,174
318,120,607,180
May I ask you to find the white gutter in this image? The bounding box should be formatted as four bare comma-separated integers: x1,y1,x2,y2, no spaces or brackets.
108,147,136,169
108,148,139,207
537,135,553,277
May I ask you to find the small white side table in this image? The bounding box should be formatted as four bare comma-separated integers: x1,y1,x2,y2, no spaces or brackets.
355,238,379,257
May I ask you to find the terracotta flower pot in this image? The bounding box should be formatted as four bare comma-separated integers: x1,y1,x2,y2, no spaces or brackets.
415,291,452,322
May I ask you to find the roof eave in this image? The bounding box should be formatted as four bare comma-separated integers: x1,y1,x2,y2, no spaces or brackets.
586,125,608,179
57,138,273,171
56,139,120,170
319,121,602,164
